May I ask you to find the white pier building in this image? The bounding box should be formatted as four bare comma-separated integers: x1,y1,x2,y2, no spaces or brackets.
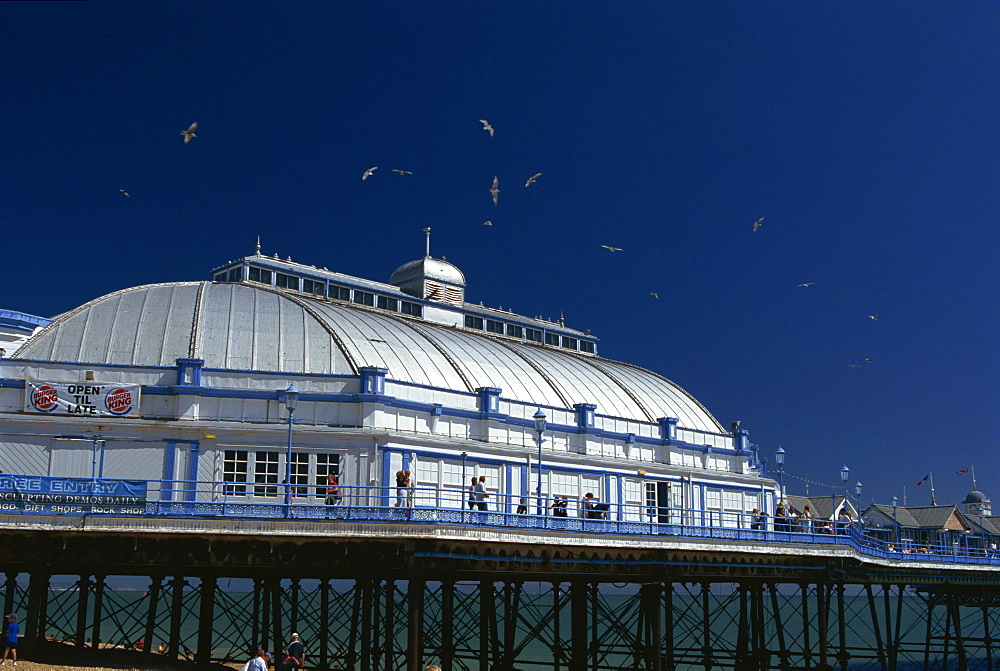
0,241,775,524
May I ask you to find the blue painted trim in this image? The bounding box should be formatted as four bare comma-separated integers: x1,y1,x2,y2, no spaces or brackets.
162,443,177,502
0,310,51,331
176,358,204,386
380,447,393,509
187,443,200,503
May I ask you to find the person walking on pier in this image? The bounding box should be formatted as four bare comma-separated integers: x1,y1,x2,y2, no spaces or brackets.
467,476,478,510
750,508,767,531
325,474,342,506
474,475,489,511
0,614,18,667
395,470,407,507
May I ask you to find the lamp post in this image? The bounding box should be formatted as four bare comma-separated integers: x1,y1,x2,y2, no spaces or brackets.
533,409,547,515
282,384,299,512
891,496,898,548
978,504,986,554
840,465,850,503
775,447,785,504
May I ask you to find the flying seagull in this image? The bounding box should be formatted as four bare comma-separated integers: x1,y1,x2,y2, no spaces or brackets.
600,245,623,252
489,176,499,205
483,220,493,226
118,188,130,197
362,166,378,180
649,292,659,299
865,358,872,363
391,169,413,175
753,218,764,231
525,173,542,187
480,119,494,137
180,122,198,143
797,282,815,287
868,314,879,320
848,364,862,368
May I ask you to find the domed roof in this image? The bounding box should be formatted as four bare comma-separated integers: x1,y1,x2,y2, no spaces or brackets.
15,281,724,432
963,490,988,504
389,256,466,287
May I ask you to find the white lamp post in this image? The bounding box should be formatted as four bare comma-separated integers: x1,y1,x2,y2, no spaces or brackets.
775,447,785,504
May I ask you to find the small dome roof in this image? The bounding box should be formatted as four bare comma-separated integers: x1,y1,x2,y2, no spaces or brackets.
389,257,466,287
963,490,988,504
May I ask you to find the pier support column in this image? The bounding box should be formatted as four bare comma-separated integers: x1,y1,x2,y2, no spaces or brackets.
75,575,91,648
361,579,374,671
383,581,396,671
168,576,186,659
318,580,329,671
406,578,425,671
90,575,106,650
269,577,282,658
196,576,217,669
3,573,17,621
25,571,49,644
640,582,662,671
441,580,455,671
570,581,588,671
664,582,674,671
289,578,300,634
143,577,163,659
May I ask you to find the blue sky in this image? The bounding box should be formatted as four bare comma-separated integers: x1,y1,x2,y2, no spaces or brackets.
3,2,998,509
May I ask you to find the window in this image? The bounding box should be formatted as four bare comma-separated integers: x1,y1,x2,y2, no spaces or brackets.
545,332,560,346
330,285,351,301
526,328,542,343
465,315,484,330
486,319,505,334
223,450,248,496
507,324,523,338
276,273,299,290
314,454,340,500
253,452,280,497
580,340,595,354
302,279,324,296
228,268,240,282
561,337,578,350
291,453,310,496
377,296,399,311
401,301,422,317
214,272,227,283
353,290,374,307
248,266,273,285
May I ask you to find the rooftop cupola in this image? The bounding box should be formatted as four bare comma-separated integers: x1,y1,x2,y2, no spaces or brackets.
388,228,466,305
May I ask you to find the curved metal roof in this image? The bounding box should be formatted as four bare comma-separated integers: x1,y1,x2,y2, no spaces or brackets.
16,282,724,432
389,256,466,287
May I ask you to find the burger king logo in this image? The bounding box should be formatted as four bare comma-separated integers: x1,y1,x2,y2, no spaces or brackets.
105,388,134,415
31,385,60,412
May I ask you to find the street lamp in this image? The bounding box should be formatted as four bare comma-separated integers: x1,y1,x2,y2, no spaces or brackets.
774,447,785,503
891,496,899,548
854,481,863,535
282,384,299,512
533,409,547,515
840,465,850,515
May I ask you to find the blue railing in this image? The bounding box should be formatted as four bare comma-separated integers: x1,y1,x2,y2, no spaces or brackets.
2,475,997,567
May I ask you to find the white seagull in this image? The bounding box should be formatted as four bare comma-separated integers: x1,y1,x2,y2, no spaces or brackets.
480,119,494,137
753,217,764,231
391,169,412,175
649,292,659,299
489,176,499,205
362,166,378,180
525,173,542,187
600,245,623,252
868,314,879,320
483,221,493,226
118,188,130,197
797,282,815,287
180,122,198,143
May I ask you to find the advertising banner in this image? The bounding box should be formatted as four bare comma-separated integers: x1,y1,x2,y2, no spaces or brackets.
24,381,141,417
0,474,147,516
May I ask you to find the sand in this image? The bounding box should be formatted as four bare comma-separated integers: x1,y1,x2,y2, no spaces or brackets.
13,641,237,671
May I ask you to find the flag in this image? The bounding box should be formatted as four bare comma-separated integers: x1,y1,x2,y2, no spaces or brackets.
956,467,970,475
916,473,930,486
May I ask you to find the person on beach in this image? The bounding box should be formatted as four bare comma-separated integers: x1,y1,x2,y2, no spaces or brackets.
0,614,19,667
243,650,269,671
286,632,305,669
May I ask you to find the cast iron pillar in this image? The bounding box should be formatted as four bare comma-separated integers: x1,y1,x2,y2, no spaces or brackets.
196,576,217,669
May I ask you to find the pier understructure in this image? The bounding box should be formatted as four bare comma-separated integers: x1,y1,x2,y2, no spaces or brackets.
2,516,999,671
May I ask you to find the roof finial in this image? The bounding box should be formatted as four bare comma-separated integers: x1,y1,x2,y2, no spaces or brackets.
255,236,261,256
422,228,431,258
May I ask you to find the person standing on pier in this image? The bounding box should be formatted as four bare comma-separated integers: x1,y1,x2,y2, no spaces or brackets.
474,475,489,511
395,470,407,507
